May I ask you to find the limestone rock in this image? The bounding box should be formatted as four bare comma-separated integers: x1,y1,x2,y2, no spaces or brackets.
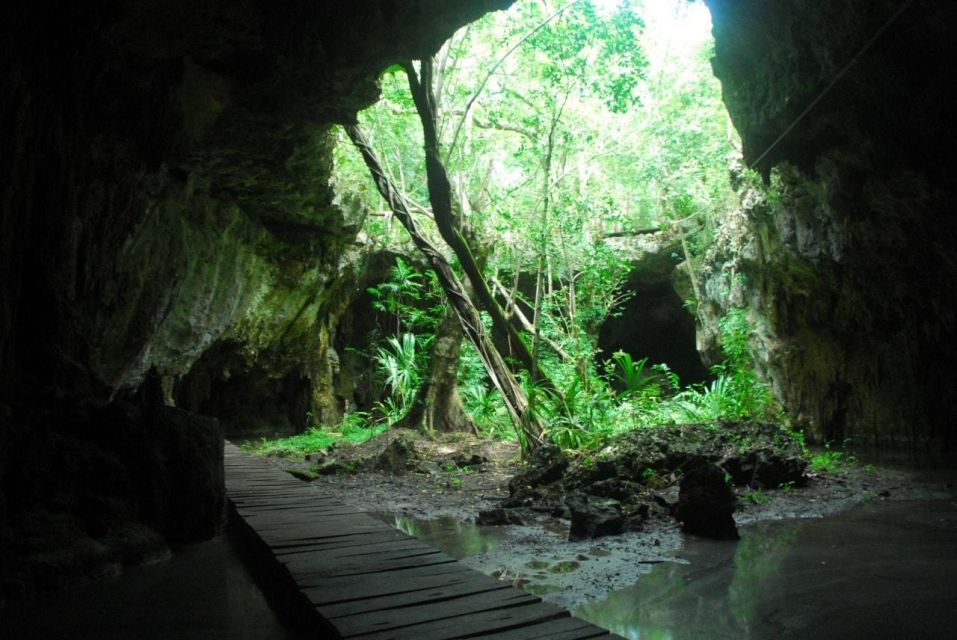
477,508,524,526
702,0,957,456
674,464,739,540
567,496,625,541
507,443,568,496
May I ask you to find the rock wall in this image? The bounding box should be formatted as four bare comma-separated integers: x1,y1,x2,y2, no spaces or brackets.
1,0,513,598
2,0,511,414
702,0,957,456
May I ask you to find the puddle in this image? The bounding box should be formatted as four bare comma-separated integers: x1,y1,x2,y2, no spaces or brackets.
575,500,957,639
371,511,680,611
374,513,512,557
376,500,957,638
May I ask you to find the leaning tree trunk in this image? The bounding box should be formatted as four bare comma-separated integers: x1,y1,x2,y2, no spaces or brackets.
404,59,556,390
345,125,545,452
395,305,475,433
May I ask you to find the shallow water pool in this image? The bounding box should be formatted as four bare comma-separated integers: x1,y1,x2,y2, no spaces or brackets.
378,499,957,639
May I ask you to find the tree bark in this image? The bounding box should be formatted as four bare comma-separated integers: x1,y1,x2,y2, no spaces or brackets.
404,59,556,390
490,276,570,361
395,305,475,433
345,124,544,452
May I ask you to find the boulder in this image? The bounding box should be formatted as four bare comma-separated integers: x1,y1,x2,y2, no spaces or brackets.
567,496,625,541
722,449,807,489
476,508,524,526
507,443,568,499
373,433,419,474
674,464,739,540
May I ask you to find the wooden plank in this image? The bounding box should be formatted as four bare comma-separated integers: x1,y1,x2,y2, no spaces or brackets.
305,574,475,608
257,525,388,547
478,616,611,639
320,579,511,618
300,562,472,595
267,531,411,554
349,601,570,640
274,537,431,559
271,528,409,551
284,550,456,580
223,443,620,640
329,586,539,636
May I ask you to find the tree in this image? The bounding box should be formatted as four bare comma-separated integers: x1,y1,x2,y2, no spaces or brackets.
393,305,476,433
345,124,546,451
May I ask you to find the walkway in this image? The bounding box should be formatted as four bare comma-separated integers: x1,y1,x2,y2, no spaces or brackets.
225,444,617,639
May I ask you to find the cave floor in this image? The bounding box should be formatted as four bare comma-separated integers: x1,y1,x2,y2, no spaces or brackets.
273,432,957,636
4,434,953,640
0,529,309,640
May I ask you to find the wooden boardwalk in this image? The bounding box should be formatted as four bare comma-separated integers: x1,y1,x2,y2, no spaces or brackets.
225,444,617,639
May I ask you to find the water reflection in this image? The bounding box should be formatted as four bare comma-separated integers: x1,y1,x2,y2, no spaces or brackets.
572,523,797,639
0,532,308,640
728,522,798,628
375,501,957,639
377,514,507,557
575,501,957,639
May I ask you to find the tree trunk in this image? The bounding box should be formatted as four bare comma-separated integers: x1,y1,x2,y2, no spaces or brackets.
395,305,475,433
490,276,570,361
404,59,556,391
345,124,545,452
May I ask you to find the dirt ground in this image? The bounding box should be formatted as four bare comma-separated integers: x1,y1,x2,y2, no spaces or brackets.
256,430,956,610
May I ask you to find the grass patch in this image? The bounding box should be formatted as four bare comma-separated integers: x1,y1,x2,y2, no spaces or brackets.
243,412,389,457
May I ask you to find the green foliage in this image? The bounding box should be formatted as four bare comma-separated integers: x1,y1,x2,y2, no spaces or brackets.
519,0,647,113
610,351,654,397
443,460,473,474
442,460,473,489
364,256,446,424
520,366,618,451
456,306,781,450
741,488,769,505
246,412,388,457
373,332,425,421
459,341,513,439
809,441,856,474
671,309,781,423
332,1,750,446
375,333,421,397
367,257,443,335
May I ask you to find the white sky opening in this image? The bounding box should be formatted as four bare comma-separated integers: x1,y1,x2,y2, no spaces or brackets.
594,0,714,73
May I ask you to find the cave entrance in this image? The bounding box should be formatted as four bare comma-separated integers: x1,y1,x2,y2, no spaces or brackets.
318,0,735,438
598,270,710,385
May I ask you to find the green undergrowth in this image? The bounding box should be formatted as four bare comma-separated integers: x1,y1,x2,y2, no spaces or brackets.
808,440,858,474
461,308,787,453
785,428,861,475
244,413,389,457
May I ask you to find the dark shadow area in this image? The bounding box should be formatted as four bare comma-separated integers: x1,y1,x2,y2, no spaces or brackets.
0,524,312,640
176,341,312,440
599,275,709,385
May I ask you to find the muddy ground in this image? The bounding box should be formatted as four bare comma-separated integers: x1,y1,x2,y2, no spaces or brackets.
253,428,955,610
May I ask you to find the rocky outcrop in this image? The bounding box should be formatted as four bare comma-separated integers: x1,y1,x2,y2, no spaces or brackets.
702,0,957,456
674,463,739,540
502,421,806,540
2,0,512,417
